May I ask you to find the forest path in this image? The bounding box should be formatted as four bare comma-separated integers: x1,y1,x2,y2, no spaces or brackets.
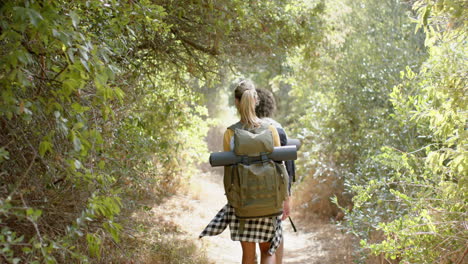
152,169,352,264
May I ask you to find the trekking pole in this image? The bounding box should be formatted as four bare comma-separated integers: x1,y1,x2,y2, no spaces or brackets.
288,216,297,232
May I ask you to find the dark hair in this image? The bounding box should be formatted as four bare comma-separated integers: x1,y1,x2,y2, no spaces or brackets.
255,88,276,118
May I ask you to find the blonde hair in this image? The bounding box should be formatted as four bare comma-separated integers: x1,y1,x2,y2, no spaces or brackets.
234,80,261,128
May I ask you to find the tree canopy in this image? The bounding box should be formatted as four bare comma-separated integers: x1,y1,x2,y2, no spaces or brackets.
0,0,324,262
0,0,466,263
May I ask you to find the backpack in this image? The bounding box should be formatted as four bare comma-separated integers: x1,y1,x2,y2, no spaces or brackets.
223,121,289,230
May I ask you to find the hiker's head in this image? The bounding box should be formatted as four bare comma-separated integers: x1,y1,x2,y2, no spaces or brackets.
234,80,261,128
255,88,276,118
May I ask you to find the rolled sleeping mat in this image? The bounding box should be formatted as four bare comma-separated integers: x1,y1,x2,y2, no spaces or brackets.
287,138,301,151
209,146,297,167
269,145,297,161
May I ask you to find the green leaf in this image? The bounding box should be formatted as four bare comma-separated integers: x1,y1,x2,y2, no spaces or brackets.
62,79,78,96
103,221,121,243
113,87,125,103
71,133,82,152
86,233,102,258
71,103,90,114
73,122,84,130
26,208,42,221
0,147,10,162
26,8,44,27
70,11,80,29
80,58,90,72
39,140,53,157
22,247,32,253
74,159,82,169
67,48,75,63
423,6,431,26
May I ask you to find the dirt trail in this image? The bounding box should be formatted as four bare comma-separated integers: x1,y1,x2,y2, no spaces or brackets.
153,170,353,263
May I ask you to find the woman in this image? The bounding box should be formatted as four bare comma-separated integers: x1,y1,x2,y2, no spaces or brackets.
200,80,290,264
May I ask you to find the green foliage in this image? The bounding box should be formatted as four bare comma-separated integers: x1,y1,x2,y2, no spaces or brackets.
286,0,427,226
200,0,326,120
0,0,324,262
285,0,467,262
358,4,467,261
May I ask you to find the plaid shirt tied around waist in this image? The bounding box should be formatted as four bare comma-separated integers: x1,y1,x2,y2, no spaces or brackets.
199,204,282,255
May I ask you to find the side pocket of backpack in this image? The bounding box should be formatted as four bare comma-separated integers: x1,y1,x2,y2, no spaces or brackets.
224,165,241,208
275,163,289,200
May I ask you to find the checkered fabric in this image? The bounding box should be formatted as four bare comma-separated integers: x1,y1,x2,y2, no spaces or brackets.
199,204,282,255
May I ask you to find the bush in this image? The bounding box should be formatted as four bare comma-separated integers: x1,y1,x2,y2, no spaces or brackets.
0,0,326,262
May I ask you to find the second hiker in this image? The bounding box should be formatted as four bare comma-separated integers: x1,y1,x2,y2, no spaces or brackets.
200,80,290,264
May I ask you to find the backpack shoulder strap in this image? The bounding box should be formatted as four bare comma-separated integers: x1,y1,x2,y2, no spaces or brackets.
250,121,272,135
228,121,243,131
258,121,271,131
229,121,271,133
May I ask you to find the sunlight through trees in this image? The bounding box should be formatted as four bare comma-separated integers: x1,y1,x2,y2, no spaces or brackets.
0,0,466,263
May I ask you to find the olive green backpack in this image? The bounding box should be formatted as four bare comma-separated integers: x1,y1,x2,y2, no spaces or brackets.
224,122,289,231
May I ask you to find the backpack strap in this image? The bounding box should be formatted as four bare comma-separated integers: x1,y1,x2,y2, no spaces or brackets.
229,121,273,158
228,121,271,133
228,121,243,131
255,121,272,133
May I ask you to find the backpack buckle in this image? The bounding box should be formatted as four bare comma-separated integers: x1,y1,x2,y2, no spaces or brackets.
240,156,250,165
260,152,269,163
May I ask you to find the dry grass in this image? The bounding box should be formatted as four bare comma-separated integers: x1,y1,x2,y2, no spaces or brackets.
283,215,356,264
291,170,351,222
289,168,356,263
186,179,204,201
96,196,213,264
290,169,402,264
89,174,213,264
